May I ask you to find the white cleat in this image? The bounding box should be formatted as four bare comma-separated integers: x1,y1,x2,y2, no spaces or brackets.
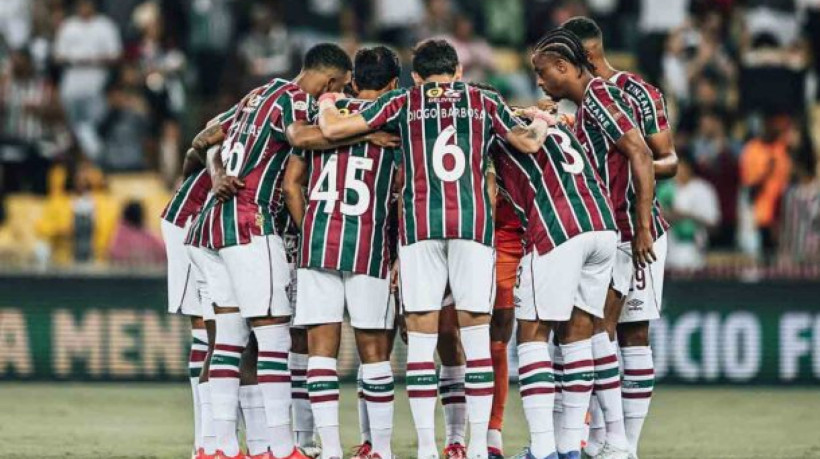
592,443,629,459
582,442,604,459
300,444,322,458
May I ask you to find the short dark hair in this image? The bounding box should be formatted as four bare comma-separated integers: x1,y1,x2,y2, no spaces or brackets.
123,200,144,228
354,46,401,91
303,43,352,73
561,16,602,42
412,39,459,79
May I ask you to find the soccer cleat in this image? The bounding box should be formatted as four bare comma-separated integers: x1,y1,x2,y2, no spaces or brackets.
488,446,504,459
248,452,273,459
351,441,373,459
444,443,468,459
196,448,215,459
592,443,629,459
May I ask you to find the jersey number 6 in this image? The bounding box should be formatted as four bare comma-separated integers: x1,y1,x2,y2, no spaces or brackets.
432,125,466,182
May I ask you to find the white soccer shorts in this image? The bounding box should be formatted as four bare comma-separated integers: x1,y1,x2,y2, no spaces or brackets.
293,268,394,329
161,220,211,319
187,245,234,319
219,234,292,318
399,239,496,314
515,231,617,322
618,233,668,323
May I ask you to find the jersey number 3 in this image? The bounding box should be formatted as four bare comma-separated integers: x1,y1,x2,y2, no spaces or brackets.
554,129,584,175
310,156,374,216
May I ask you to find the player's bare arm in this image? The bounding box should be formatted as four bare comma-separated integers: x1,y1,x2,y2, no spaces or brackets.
207,144,244,202
647,130,678,179
283,155,308,230
181,147,205,179
191,120,225,162
616,129,657,268
506,114,551,154
287,120,399,150
316,95,372,140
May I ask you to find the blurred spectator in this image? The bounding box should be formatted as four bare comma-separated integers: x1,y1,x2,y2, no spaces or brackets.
638,0,690,84
446,15,495,83
779,156,820,264
131,1,185,180
417,0,456,40
481,0,524,47
0,0,32,51
372,0,424,46
238,3,297,90
54,0,122,162
108,199,165,265
0,49,67,194
98,65,150,171
688,110,740,248
739,112,794,260
188,0,236,96
660,155,721,270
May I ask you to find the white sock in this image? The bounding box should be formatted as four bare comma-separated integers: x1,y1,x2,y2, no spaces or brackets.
406,331,440,458
557,339,593,454
357,365,372,444
550,341,564,439
591,333,629,449
240,385,270,456
361,361,394,458
517,342,556,458
210,313,250,456
439,364,466,446
200,382,217,455
190,329,208,450
254,324,294,458
308,356,342,459
621,346,654,456
461,324,493,458
586,394,606,454
290,352,314,447
487,429,503,452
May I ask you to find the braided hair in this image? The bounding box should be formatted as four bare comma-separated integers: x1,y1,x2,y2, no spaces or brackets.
532,28,595,75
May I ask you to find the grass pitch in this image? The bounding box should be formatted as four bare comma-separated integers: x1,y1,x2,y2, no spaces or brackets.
0,383,819,459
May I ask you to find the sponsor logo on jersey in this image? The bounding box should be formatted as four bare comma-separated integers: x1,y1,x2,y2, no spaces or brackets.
243,94,262,112
426,87,462,103
626,298,644,311
293,100,308,111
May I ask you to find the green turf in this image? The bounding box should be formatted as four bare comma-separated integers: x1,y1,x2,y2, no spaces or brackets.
1,383,819,458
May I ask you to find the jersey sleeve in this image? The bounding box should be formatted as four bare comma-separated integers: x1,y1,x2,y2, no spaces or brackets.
628,76,670,136
273,91,317,142
584,82,638,146
483,91,524,140
359,89,407,131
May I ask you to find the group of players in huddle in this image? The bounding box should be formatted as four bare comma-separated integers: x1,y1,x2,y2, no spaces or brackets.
160,15,677,459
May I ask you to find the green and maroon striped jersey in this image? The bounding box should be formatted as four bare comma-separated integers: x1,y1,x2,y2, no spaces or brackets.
573,77,666,243
492,123,617,255
161,169,212,228
298,99,398,279
186,78,315,249
611,71,670,137
358,82,522,247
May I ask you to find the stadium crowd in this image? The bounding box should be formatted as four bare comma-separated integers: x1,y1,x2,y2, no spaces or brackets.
0,0,819,271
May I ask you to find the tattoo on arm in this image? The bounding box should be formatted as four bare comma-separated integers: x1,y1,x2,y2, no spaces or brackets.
192,124,224,152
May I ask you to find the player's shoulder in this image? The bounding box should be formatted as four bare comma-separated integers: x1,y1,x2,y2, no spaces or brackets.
615,71,664,100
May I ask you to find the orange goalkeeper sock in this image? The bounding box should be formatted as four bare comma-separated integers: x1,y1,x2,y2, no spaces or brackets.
489,341,509,437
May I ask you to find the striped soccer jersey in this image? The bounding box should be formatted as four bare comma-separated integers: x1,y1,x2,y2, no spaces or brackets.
187,78,314,250
161,169,212,228
492,123,617,256
298,98,398,279
573,77,666,242
358,81,522,247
